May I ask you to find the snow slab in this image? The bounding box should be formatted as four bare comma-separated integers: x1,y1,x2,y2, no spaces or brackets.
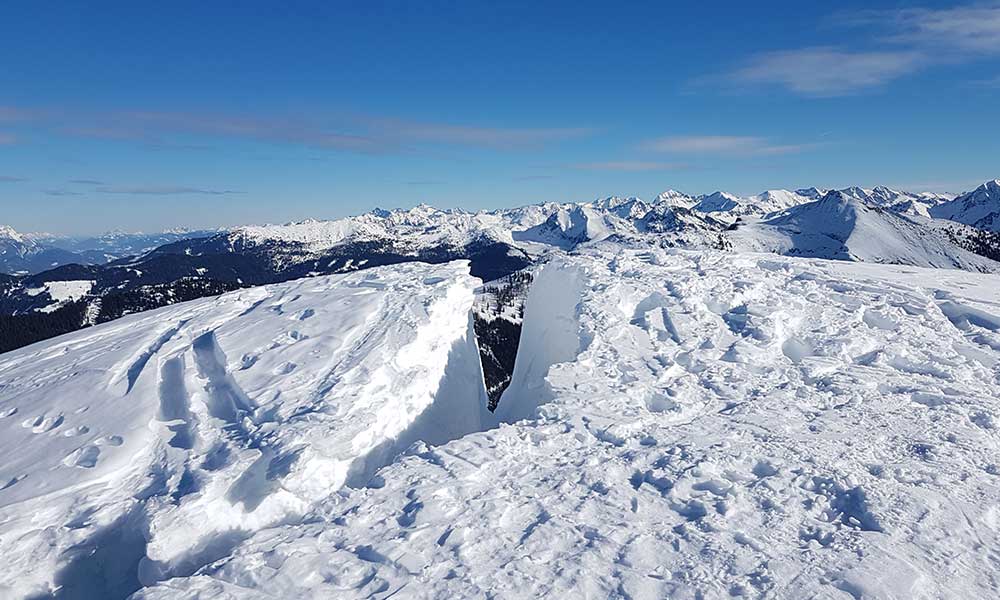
0,260,494,598
139,247,1000,599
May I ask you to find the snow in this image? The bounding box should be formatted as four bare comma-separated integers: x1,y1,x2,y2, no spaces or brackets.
0,225,27,244
729,192,1000,273
931,179,1000,232
134,245,1000,599
512,205,616,250
44,280,95,303
4,178,1000,598
0,260,493,598
693,191,742,213
24,279,97,312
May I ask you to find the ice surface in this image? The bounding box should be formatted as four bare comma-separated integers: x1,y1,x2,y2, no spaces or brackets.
135,246,1000,599
0,260,493,598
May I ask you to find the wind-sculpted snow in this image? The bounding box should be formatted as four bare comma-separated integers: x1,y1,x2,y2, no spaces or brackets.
0,261,493,598
138,246,1000,599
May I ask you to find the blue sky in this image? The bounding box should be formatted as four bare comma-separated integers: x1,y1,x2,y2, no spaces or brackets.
1,1,999,234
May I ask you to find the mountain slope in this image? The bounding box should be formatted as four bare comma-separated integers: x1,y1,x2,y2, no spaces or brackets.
136,247,1000,599
0,260,493,598
729,191,1000,272
0,226,88,275
930,179,1000,232
0,227,222,275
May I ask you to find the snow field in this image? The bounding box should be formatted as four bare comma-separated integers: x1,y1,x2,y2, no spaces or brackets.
141,246,1000,599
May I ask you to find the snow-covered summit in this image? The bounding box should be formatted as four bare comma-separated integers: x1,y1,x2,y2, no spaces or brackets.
795,186,827,200
693,190,742,213
931,179,1000,232
729,190,1000,272
653,189,696,209
0,224,29,245
833,185,952,218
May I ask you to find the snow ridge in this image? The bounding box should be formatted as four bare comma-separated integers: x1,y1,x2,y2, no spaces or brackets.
0,261,492,598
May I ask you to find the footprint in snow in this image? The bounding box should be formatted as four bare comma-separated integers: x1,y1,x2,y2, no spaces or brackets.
98,435,124,446
22,414,64,434
275,362,297,375
63,425,90,437
63,445,101,468
0,475,26,491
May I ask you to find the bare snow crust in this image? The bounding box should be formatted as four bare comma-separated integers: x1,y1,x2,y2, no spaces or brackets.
134,246,1000,599
0,261,493,598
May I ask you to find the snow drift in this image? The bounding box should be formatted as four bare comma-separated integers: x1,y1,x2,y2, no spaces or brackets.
0,260,493,598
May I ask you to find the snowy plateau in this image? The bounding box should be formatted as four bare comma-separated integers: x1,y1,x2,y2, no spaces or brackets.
1,184,1000,598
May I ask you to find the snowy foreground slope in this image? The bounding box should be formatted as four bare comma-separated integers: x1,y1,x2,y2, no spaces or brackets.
0,261,492,599
137,246,1000,599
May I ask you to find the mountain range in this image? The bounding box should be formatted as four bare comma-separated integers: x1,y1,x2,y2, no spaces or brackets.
0,228,220,275
1,180,999,354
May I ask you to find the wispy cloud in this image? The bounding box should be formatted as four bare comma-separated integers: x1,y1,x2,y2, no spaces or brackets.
96,185,244,196
43,189,85,196
572,161,690,172
68,179,105,185
13,107,592,154
513,174,555,181
720,3,1000,96
729,47,923,96
848,4,1000,55
403,180,445,186
0,175,27,182
0,133,16,144
0,106,37,122
641,135,817,156
370,119,592,150
971,74,1000,87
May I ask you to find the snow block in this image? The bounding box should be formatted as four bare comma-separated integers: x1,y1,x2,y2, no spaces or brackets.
495,259,589,423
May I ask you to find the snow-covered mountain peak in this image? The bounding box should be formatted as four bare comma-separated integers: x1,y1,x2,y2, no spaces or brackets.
589,196,650,219
930,179,1000,232
729,188,1000,272
651,189,696,211
0,225,27,244
746,189,812,215
656,188,689,199
693,191,742,213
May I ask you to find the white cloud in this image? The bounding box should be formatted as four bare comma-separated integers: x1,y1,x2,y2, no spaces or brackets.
26,108,594,153
96,186,243,196
572,161,689,172
724,4,1000,96
641,135,817,156
975,74,1000,87
730,47,923,95
868,5,1000,54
